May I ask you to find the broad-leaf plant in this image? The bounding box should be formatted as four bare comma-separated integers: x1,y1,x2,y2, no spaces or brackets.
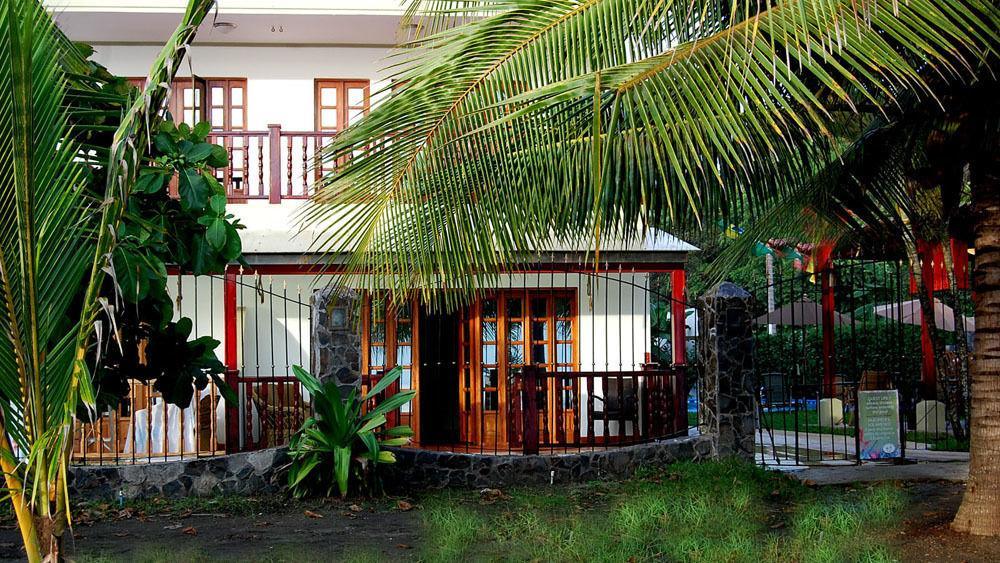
288,365,415,499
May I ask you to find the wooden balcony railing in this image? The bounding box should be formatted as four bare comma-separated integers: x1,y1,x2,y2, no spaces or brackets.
206,124,337,203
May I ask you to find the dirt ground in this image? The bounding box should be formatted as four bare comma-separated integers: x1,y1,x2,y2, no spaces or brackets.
0,481,998,561
894,481,1000,563
0,497,423,562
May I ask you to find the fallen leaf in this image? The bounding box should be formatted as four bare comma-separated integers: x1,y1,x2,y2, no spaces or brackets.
396,500,414,512
479,488,504,504
304,510,324,519
396,544,413,550
349,504,362,513
113,532,129,537
182,526,197,536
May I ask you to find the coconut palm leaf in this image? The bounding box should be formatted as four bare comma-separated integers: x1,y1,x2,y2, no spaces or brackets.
0,1,215,559
303,0,997,302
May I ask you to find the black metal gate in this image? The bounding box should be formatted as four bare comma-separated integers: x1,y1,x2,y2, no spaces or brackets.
750,259,971,466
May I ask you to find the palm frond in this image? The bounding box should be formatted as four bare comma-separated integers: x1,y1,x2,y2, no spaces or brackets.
304,0,999,302
0,1,216,557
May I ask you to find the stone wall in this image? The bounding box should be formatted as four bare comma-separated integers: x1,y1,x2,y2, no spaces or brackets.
311,287,363,393
70,436,711,500
698,282,756,459
69,448,289,501
382,435,713,490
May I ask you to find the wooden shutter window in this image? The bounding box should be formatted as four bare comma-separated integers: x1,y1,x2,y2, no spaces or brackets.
314,79,370,132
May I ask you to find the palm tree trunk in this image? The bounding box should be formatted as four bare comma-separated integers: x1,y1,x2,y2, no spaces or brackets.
952,155,1000,536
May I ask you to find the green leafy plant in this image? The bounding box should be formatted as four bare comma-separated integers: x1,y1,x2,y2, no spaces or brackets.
133,120,245,275
288,365,415,499
0,0,217,559
88,118,245,414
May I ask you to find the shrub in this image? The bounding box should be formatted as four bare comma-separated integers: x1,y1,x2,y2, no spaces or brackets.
287,365,414,498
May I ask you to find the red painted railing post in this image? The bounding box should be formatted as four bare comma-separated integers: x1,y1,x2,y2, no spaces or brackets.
673,366,686,435
267,124,282,204
917,240,938,397
670,269,687,366
522,366,539,455
817,244,836,398
223,266,240,452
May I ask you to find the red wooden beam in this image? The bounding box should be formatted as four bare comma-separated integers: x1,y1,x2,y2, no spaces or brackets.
230,262,689,276
670,269,687,365
223,265,240,452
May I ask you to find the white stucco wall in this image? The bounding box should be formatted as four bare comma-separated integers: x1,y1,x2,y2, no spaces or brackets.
167,270,667,441
169,271,657,377
86,43,393,131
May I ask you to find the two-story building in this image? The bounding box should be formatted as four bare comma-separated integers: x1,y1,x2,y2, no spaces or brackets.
51,1,696,461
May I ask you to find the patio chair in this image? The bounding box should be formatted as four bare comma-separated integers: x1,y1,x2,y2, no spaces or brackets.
251,382,311,448
593,378,638,420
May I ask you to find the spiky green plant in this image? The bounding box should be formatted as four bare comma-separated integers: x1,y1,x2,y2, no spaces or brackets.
288,365,415,499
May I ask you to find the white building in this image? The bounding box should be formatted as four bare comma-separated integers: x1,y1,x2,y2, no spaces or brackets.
52,1,696,457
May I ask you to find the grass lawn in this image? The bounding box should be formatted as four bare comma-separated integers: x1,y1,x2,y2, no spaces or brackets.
359,460,902,563
56,460,930,562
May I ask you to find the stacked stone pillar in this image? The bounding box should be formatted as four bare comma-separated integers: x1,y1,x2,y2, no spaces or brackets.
311,287,363,395
698,282,756,459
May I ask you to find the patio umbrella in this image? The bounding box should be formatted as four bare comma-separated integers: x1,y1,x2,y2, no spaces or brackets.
753,297,853,327
873,298,975,332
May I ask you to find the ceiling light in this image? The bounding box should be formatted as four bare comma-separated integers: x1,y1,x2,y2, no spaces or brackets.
213,21,238,34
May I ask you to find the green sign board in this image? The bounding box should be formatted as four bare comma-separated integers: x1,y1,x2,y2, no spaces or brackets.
858,390,901,460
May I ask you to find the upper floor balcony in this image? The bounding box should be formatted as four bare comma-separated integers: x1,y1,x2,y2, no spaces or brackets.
207,124,332,204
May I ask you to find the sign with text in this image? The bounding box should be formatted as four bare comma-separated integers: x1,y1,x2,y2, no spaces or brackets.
858,390,901,461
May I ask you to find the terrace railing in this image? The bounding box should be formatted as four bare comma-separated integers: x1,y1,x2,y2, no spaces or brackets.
205,125,336,203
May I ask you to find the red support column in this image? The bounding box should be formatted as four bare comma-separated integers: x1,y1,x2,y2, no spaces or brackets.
223,266,240,452
918,242,937,397
670,269,687,366
817,244,836,398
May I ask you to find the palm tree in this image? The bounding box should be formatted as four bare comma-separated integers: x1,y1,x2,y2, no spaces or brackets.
0,0,215,559
304,0,1000,534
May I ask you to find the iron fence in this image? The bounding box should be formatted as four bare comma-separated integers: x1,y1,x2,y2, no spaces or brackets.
752,258,972,466
73,268,700,465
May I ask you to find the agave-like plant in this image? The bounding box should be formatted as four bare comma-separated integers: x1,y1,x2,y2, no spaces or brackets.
0,1,216,559
288,365,415,499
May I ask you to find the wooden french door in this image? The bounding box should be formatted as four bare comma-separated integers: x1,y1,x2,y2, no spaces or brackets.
469,290,578,449
314,79,370,177
169,77,207,126
458,305,475,445
205,79,248,198
361,296,418,439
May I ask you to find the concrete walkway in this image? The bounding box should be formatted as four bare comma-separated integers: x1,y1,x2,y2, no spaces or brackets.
759,429,968,463
756,428,970,485
778,459,969,485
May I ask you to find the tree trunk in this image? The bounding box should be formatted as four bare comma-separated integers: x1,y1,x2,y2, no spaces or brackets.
952,156,1000,536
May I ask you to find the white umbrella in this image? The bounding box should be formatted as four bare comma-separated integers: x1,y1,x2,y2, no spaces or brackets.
873,298,974,332
754,297,853,327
